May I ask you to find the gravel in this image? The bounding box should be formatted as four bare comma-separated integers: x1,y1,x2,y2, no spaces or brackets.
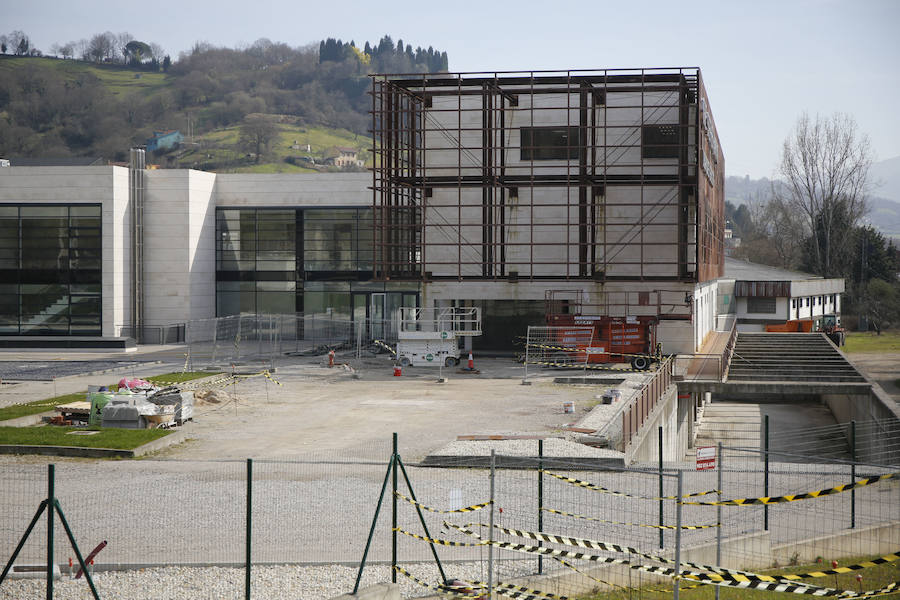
431,437,624,459
1,560,535,600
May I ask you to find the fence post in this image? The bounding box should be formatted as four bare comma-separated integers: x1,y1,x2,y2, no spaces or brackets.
674,470,683,600
488,450,496,600
47,463,55,600
245,458,252,600
715,442,722,600
658,426,664,549
850,420,856,529
392,432,398,584
764,414,769,531
537,439,543,575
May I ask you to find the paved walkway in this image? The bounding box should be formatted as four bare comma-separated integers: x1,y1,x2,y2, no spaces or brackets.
682,329,732,381
0,346,186,408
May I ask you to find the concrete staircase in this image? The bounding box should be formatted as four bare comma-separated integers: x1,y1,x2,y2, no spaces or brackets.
726,333,864,383
691,401,761,453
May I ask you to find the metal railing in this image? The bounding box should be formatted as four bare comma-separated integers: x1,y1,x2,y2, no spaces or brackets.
622,355,675,448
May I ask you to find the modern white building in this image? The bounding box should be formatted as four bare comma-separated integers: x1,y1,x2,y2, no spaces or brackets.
0,67,733,354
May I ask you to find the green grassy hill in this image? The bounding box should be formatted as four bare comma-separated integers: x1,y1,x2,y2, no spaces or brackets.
0,56,172,96
173,122,372,173
0,54,374,171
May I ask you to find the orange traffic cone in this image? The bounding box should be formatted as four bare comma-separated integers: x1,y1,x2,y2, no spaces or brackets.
467,351,474,370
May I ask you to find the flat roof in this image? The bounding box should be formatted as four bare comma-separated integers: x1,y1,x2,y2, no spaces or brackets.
724,257,821,282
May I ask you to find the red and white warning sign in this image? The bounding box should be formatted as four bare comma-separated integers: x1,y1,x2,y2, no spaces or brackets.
696,446,716,470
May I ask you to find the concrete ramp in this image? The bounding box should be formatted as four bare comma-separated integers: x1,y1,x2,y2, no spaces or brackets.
727,333,865,383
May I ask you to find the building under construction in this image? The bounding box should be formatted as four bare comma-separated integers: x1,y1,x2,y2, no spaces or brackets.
371,68,725,352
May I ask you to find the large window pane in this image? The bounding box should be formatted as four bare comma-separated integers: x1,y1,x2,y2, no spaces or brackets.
0,205,102,335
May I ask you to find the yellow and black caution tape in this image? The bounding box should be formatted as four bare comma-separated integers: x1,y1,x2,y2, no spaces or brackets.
526,360,644,373
542,506,718,529
684,575,899,598
394,566,486,598
682,472,899,506
394,491,491,513
437,523,891,597
689,552,900,585
261,370,282,386
772,552,900,581
439,521,900,597
373,339,396,356
446,522,756,580
542,470,719,500
393,527,486,547
528,343,657,361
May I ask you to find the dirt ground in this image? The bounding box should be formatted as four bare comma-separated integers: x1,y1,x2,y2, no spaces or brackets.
168,356,634,461
0,349,639,462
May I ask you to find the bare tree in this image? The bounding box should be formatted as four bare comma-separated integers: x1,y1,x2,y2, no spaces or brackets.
149,42,166,63
87,32,118,62
7,30,31,55
776,113,872,277
116,31,134,62
58,42,74,60
238,115,279,163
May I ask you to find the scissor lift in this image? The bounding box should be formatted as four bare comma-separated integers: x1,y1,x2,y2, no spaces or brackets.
395,307,482,368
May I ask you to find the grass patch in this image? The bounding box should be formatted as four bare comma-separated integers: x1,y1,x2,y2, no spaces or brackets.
0,392,87,421
0,56,171,97
843,331,900,353
0,426,170,450
144,371,221,384
579,554,900,600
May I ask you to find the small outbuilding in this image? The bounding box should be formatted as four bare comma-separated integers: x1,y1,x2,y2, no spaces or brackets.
717,258,844,332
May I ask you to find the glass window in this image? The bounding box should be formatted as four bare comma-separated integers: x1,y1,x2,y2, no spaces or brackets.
747,297,776,313
0,205,101,335
520,127,580,161
642,124,681,159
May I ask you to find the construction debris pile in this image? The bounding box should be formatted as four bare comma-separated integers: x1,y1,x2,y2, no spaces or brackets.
51,378,194,429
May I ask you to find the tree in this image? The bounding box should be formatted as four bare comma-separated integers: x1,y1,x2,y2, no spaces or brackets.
776,113,872,278
87,32,115,62
7,30,31,55
124,40,152,64
863,279,900,331
238,115,278,163
162,55,171,72
58,42,74,59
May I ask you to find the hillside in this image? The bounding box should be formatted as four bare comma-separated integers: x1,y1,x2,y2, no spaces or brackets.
177,122,371,173
0,36,445,169
725,169,900,240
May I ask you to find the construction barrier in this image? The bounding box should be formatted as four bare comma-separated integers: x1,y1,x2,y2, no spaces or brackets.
372,339,396,356
682,472,899,506
394,492,491,513
541,507,718,529
541,470,719,499
442,522,900,596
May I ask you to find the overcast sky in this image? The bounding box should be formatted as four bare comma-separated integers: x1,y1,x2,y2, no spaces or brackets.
6,0,899,178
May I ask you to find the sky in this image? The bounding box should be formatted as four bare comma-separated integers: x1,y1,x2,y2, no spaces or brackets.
5,0,900,179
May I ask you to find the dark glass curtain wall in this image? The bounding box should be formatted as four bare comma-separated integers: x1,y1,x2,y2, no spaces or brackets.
0,204,102,335
215,207,375,316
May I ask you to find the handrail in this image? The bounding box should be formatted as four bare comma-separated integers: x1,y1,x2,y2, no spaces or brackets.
621,356,675,449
